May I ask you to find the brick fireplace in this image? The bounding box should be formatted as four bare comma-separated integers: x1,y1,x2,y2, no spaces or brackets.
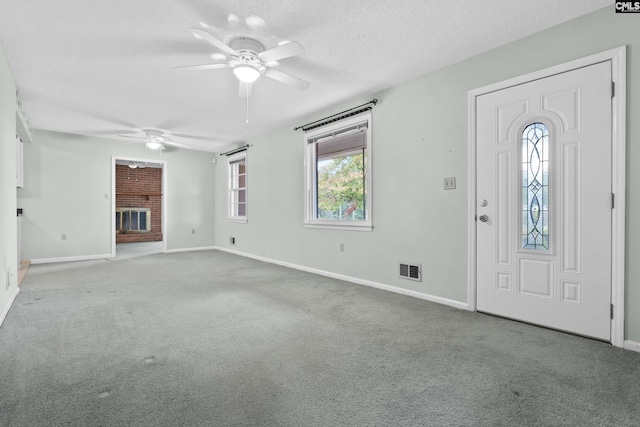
115,164,163,243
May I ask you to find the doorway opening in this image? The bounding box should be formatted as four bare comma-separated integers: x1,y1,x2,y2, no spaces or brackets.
111,156,168,259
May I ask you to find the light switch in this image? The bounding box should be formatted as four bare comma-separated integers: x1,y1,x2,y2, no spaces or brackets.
444,177,456,190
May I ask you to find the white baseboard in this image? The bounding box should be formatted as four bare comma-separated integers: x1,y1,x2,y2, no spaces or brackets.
30,246,218,264
214,246,469,311
165,246,217,254
30,253,113,265
0,287,20,329
624,340,640,353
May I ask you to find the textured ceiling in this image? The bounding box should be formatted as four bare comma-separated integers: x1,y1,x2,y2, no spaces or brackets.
0,0,611,152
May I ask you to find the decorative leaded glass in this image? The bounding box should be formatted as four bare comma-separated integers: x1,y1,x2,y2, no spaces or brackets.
522,122,549,250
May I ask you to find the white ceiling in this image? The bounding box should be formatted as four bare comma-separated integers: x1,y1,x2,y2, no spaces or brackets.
0,0,610,152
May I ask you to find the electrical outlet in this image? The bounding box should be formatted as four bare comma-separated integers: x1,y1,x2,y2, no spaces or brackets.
444,177,456,190
61,234,67,241
340,243,344,252
104,193,109,199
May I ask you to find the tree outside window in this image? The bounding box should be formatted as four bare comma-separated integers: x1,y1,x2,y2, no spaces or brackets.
317,151,366,220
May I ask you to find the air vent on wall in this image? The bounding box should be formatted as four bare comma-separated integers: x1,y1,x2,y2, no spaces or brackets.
399,262,421,282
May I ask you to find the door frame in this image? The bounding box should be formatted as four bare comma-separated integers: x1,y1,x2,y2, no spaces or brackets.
467,46,626,347
111,156,168,257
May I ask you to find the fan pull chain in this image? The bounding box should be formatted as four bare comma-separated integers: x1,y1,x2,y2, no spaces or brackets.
246,85,250,123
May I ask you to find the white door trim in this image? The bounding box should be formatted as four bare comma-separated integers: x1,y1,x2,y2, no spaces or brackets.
467,46,626,347
111,156,168,257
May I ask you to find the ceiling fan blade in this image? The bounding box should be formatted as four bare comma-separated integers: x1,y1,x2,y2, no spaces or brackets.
264,68,310,90
190,28,238,57
258,41,304,63
238,81,252,98
170,133,211,141
163,140,191,149
118,134,144,139
174,63,230,71
74,130,123,137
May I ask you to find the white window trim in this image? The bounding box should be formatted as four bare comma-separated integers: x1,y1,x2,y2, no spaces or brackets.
227,151,247,223
304,112,372,231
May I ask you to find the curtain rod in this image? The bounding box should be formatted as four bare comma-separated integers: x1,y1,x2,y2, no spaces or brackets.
294,99,378,132
220,144,250,157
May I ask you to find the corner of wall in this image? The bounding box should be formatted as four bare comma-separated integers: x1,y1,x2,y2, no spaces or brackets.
0,46,18,325
0,287,20,329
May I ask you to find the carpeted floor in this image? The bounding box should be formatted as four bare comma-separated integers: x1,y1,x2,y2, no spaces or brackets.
1,250,639,426
115,242,163,260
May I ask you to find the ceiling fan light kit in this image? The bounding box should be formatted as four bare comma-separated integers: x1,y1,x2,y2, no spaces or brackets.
146,141,165,150
233,65,261,83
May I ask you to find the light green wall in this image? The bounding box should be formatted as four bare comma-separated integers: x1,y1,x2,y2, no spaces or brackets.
18,130,216,260
214,8,640,341
0,48,17,314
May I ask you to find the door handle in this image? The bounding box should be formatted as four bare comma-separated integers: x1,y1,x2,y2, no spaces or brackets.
479,214,489,223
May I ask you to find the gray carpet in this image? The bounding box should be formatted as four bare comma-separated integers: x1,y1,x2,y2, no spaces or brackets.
1,250,639,426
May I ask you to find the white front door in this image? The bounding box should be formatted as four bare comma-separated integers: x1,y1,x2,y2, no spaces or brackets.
476,61,612,341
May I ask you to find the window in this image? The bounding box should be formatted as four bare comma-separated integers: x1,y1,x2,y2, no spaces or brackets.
228,151,247,222
522,122,549,250
304,113,372,230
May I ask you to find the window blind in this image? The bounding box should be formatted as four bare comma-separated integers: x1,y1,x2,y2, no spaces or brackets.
309,122,367,158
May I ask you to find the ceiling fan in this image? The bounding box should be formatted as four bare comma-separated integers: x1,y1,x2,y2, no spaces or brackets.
118,129,190,150
177,28,310,97
127,161,146,169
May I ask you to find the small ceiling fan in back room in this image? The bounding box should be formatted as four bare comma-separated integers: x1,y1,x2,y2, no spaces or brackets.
176,27,310,98
118,129,190,150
